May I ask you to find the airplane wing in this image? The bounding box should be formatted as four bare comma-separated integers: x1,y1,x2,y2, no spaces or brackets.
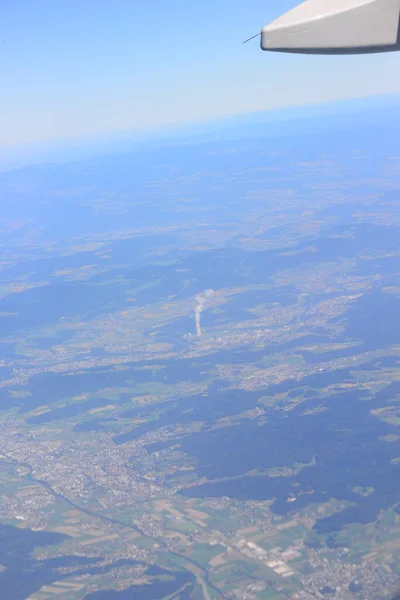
260,0,400,54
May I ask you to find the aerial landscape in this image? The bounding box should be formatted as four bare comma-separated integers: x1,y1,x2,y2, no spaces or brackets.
1,99,400,599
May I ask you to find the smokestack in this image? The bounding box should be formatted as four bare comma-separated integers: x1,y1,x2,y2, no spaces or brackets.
194,289,214,337
195,309,202,336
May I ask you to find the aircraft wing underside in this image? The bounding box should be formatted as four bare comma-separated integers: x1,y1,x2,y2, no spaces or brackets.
261,0,400,54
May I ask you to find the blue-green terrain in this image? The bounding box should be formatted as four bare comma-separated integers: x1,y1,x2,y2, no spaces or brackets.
1,98,400,599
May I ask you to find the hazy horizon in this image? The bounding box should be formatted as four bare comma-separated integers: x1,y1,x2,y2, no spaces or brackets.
1,91,400,173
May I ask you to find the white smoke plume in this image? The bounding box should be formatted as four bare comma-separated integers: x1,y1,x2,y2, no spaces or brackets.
194,289,214,336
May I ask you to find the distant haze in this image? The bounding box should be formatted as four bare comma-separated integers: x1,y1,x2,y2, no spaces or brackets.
1,93,400,172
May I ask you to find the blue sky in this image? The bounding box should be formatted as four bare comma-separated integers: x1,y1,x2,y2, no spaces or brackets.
2,0,400,146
